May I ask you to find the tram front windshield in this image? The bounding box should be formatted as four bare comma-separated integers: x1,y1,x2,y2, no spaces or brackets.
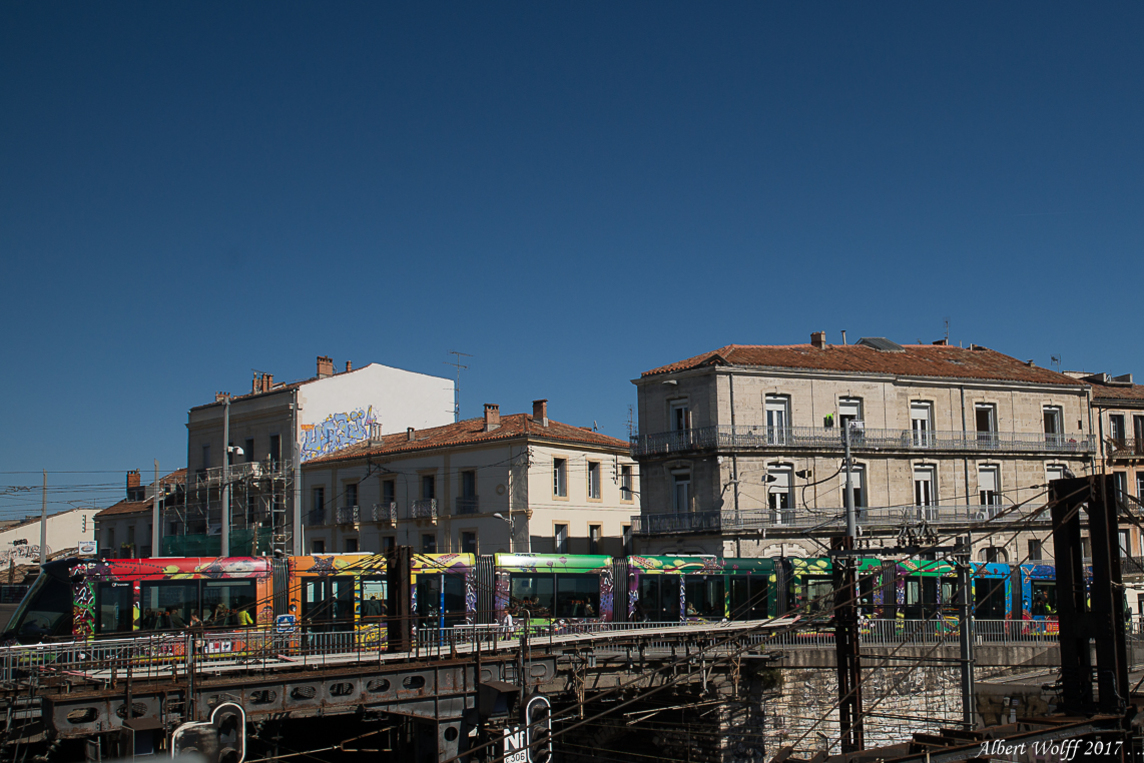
7,568,74,643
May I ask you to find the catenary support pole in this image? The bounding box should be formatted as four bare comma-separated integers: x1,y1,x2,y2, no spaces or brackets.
152,460,161,556
222,396,230,557
957,534,975,729
40,469,47,564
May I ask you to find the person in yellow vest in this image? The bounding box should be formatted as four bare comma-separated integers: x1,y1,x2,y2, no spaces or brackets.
237,607,254,628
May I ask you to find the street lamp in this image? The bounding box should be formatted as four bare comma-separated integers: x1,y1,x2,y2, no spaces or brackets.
493,512,514,553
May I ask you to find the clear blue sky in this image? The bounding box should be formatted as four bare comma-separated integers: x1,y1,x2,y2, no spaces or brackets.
2,3,1142,518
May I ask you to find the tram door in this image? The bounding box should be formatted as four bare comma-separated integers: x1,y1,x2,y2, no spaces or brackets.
302,576,355,632
975,577,1007,619
903,577,940,619
416,573,466,631
636,575,681,622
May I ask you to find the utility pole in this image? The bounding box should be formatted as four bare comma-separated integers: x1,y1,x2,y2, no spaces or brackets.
292,391,303,556
834,422,864,753
445,351,471,423
956,534,976,729
40,470,47,565
222,395,230,557
152,460,161,556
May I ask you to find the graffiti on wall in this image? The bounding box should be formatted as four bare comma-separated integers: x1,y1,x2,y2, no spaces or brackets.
1,543,49,566
300,407,378,461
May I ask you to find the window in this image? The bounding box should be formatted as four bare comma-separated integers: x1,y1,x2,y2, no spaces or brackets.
587,462,601,499
1137,472,1144,501
620,465,634,501
910,402,933,447
97,582,135,633
381,536,395,553
345,538,358,553
510,572,601,619
672,471,692,513
554,523,568,554
461,531,477,554
1135,415,1144,449
1114,471,1128,501
381,479,396,505
269,434,281,468
201,444,211,471
975,403,997,447
622,524,632,555
422,534,437,553
361,578,388,622
1120,530,1131,558
841,463,866,510
670,401,692,431
106,527,115,553
1043,406,1062,445
311,486,325,524
553,458,567,497
461,471,476,499
244,438,255,463
913,465,936,519
311,539,325,554
1110,414,1127,443
589,524,601,555
767,466,793,525
346,482,359,508
1028,539,1043,562
765,395,789,444
246,494,256,526
420,474,435,502
978,466,1000,514
686,575,727,618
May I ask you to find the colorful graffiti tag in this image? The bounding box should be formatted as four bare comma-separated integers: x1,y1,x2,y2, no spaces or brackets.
300,407,378,461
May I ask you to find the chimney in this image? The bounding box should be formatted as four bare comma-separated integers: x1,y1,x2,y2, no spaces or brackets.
214,392,229,403
407,427,415,442
533,399,549,427
484,403,500,432
252,375,259,394
932,339,947,346
126,470,141,490
263,373,273,392
810,331,826,350
345,361,352,373
317,355,334,378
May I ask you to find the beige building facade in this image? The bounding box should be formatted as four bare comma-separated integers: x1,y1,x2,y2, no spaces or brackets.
301,401,639,556
631,334,1096,563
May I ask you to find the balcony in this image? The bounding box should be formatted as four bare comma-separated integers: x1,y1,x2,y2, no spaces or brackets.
336,505,360,526
631,503,1047,536
1108,438,1144,460
631,425,1095,458
412,498,438,523
372,502,397,525
455,496,479,515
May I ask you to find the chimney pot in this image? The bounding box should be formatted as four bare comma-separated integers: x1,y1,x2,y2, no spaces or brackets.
264,373,273,392
317,355,334,378
215,392,229,403
811,331,826,350
484,403,501,432
345,361,352,373
126,470,141,489
532,399,549,427
407,427,415,442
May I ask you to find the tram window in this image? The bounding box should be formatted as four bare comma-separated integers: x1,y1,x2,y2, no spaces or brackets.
509,574,555,618
140,581,199,630
203,581,257,627
685,576,725,618
13,573,73,640
97,582,135,634
362,578,388,622
637,576,680,622
729,576,768,620
303,577,354,629
975,578,1007,619
805,577,834,617
1031,581,1056,615
555,574,600,618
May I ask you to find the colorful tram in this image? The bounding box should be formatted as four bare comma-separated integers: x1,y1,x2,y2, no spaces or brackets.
3,552,1060,647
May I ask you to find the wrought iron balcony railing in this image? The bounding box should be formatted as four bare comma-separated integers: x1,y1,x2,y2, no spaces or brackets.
631,425,1094,458
412,498,438,522
372,502,397,524
1107,438,1144,460
455,496,479,515
336,505,360,525
631,503,1045,535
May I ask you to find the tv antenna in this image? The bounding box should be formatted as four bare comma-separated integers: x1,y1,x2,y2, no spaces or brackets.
445,351,472,422
1051,354,1062,373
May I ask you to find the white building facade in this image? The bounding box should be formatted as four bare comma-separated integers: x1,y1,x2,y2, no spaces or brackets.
302,401,639,557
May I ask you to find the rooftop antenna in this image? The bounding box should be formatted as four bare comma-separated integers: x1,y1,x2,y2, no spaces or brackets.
944,317,950,344
627,404,635,438
445,351,472,422
1051,354,1062,373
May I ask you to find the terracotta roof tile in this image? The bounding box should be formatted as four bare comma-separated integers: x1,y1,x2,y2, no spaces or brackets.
640,343,1083,387
96,499,152,518
306,413,629,466
1088,380,1144,404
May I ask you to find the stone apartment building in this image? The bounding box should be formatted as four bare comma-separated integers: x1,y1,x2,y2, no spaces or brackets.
301,400,639,556
630,334,1096,563
174,355,455,556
